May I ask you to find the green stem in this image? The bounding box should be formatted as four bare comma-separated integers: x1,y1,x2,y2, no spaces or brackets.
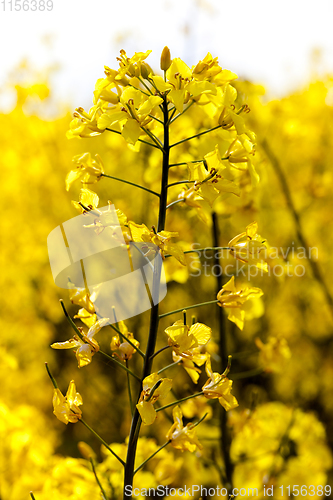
230,367,264,380
141,126,164,151
150,345,171,360
166,198,185,210
170,101,195,124
101,173,160,198
90,458,108,500
133,441,171,475
105,128,160,149
212,211,233,493
99,349,141,381
157,359,180,375
45,362,58,388
159,300,218,319
170,125,221,148
80,419,125,466
126,360,134,416
148,114,163,125
173,246,230,257
167,180,194,188
156,391,204,413
123,91,171,500
30,493,36,500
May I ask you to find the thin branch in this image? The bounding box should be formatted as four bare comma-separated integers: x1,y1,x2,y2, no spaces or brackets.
157,359,181,375
170,101,195,124
101,173,160,198
156,391,204,413
159,300,218,319
170,125,221,148
126,360,134,416
166,198,185,210
90,458,108,500
80,419,125,467
150,345,171,360
105,127,160,149
133,441,171,475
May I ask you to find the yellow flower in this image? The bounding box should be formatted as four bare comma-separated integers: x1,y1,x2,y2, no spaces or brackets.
128,222,186,265
255,336,291,373
187,146,240,207
72,188,100,214
66,152,104,191
136,373,172,425
225,134,259,186
51,318,108,368
165,320,211,358
216,276,263,330
53,380,83,424
228,221,268,272
66,103,107,139
116,49,152,79
172,351,207,384
110,320,140,361
166,406,203,452
202,355,238,411
97,86,162,145
68,283,98,314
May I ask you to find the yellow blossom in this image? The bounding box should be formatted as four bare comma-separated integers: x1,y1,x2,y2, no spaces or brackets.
216,276,263,330
51,318,109,368
53,380,83,424
136,373,172,425
66,152,104,191
228,221,268,272
128,222,186,265
166,406,203,452
172,351,207,384
110,320,140,361
68,282,98,314
165,320,211,358
202,355,238,411
66,103,107,139
72,188,100,214
225,134,259,185
255,336,291,373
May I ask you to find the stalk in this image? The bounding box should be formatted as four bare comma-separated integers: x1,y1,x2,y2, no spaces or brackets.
123,95,170,499
212,212,233,492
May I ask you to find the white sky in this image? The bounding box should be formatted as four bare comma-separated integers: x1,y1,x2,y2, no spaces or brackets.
1,0,333,110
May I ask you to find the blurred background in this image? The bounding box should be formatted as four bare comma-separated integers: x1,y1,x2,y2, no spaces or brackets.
1,1,333,498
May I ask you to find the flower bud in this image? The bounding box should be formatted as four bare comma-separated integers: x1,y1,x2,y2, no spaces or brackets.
141,62,153,79
78,441,96,460
160,46,171,71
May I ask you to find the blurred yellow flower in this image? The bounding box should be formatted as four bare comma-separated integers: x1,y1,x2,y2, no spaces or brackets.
53,380,83,424
255,336,291,373
217,276,263,330
228,221,268,272
166,406,203,452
